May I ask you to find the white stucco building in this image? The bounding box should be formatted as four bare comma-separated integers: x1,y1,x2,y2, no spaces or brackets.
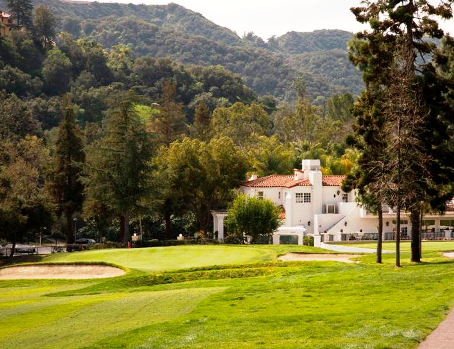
212,159,454,246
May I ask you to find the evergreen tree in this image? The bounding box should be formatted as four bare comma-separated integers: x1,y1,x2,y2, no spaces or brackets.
152,80,187,146
343,33,395,264
33,5,56,50
50,100,85,244
7,0,33,27
191,102,212,141
350,0,454,265
84,92,153,242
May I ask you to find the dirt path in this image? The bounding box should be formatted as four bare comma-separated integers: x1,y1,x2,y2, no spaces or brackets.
442,252,454,259
320,242,394,254
278,253,361,263
0,265,125,280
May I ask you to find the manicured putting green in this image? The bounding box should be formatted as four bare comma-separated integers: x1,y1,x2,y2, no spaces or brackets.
42,245,280,271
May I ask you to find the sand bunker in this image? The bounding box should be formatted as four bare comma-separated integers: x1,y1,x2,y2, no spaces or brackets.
443,252,454,259
279,253,361,264
0,264,125,280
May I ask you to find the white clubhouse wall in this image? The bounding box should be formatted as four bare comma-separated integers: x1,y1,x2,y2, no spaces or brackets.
239,160,454,246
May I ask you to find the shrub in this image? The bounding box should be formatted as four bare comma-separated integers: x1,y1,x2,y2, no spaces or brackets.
225,194,281,243
224,235,243,244
303,236,314,246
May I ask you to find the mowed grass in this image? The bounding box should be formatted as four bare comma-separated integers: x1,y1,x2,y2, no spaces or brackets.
1,243,454,348
40,245,322,271
0,283,223,349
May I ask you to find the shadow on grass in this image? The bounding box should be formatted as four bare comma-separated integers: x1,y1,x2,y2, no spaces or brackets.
0,255,45,267
46,261,351,297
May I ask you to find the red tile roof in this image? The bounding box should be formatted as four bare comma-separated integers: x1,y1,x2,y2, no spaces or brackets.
241,174,346,188
322,175,345,187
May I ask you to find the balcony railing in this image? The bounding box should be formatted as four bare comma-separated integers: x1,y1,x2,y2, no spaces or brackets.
338,230,454,242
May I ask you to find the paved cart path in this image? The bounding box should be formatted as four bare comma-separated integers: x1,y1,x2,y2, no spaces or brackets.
418,252,454,349
320,243,394,254
418,307,454,349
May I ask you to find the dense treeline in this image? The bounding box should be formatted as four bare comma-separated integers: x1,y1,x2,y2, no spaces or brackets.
0,2,358,250
0,0,363,101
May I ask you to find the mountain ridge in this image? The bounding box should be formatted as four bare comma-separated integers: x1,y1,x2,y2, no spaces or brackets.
0,0,364,100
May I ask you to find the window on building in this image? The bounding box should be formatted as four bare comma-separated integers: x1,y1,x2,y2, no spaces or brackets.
325,204,336,214
441,220,454,229
296,193,304,203
257,191,264,200
278,192,281,200
342,194,348,203
295,193,311,203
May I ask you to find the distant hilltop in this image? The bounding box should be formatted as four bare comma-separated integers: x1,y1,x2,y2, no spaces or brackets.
61,0,93,4
0,0,363,100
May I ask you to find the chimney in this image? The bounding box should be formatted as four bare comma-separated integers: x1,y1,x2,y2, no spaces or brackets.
249,174,258,181
294,169,304,180
301,159,321,180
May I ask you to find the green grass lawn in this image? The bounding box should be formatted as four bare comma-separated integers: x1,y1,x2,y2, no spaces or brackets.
1,244,454,348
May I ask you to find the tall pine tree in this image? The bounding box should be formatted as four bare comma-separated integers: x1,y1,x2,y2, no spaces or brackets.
152,80,187,147
50,100,85,244
350,0,454,265
84,92,153,242
7,0,33,27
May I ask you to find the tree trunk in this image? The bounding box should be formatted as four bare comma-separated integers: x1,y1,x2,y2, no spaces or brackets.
165,211,172,240
9,232,16,259
377,206,383,264
411,206,421,262
65,207,74,244
124,211,130,243
396,205,401,268
139,217,143,240
420,208,423,259
119,215,125,243
199,212,210,239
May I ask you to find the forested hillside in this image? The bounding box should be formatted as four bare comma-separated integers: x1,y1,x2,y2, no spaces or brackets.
0,0,363,101
0,0,360,243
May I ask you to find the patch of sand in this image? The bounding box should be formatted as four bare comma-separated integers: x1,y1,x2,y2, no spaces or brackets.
442,252,454,259
278,253,361,263
0,265,125,280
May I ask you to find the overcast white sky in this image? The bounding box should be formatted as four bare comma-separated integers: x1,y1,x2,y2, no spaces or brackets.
90,0,454,39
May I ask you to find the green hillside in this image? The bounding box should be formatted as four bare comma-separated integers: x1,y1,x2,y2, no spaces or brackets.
0,0,363,100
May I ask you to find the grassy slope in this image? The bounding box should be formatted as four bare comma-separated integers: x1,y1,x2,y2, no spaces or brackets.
0,284,222,349
1,244,454,348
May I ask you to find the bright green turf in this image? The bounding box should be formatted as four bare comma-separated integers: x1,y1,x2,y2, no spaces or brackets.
1,244,454,348
40,245,322,271
0,284,222,349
